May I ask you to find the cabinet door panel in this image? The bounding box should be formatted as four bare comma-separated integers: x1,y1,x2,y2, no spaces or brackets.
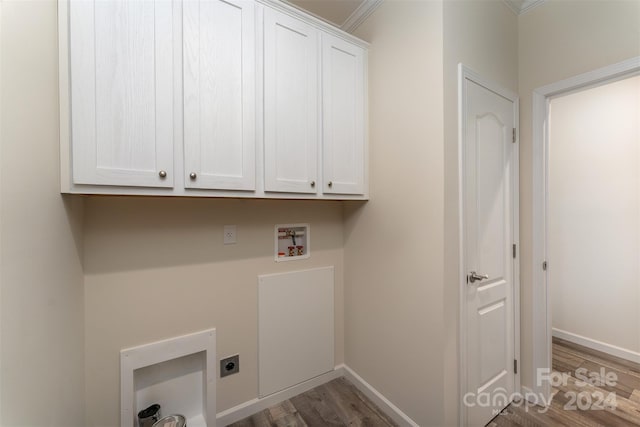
69,0,174,188
183,0,255,190
264,8,318,194
322,34,365,195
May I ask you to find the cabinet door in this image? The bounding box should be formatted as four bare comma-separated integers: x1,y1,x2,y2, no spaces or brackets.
322,34,365,195
69,0,174,188
183,0,255,191
264,8,319,194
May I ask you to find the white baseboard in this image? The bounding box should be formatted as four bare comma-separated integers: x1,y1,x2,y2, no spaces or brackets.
215,364,418,427
341,365,419,427
553,328,640,364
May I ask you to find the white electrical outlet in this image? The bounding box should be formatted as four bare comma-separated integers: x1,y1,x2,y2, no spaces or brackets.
223,225,237,245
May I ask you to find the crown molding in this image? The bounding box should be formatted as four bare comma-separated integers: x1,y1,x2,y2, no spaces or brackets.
502,0,545,15
258,0,369,48
502,0,520,15
341,0,384,33
520,0,546,14
279,0,339,27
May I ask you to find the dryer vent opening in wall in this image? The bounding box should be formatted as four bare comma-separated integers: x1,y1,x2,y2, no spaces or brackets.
120,329,216,427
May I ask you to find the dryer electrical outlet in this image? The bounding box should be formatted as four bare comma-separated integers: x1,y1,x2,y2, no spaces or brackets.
220,355,239,377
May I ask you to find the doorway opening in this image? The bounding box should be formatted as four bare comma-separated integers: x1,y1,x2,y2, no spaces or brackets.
549,74,640,359
531,57,640,404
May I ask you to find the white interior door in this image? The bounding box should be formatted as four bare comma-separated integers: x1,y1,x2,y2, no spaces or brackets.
462,72,518,426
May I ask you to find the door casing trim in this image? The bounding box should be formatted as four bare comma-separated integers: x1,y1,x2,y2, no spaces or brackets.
530,56,640,403
458,64,521,426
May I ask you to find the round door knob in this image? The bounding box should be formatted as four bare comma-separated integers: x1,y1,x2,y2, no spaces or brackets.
310,181,316,187
328,181,333,187
189,172,197,180
158,170,167,178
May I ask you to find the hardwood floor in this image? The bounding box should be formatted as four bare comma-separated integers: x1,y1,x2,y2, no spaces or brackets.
228,338,640,427
226,377,398,427
489,337,640,426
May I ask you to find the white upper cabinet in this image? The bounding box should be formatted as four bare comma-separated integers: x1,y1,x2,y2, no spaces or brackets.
322,33,365,195
263,7,319,194
69,0,175,188
183,0,256,191
62,0,368,199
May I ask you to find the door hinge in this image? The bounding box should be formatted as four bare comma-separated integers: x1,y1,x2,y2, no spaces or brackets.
512,128,516,143
512,244,516,259
514,359,518,374
543,261,548,271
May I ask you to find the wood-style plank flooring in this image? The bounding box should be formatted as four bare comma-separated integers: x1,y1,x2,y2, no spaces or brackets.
489,337,640,426
228,338,640,427
226,377,398,427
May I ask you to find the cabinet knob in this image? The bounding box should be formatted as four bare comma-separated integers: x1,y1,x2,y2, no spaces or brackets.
189,172,197,180
328,181,333,187
158,170,167,178
310,181,316,187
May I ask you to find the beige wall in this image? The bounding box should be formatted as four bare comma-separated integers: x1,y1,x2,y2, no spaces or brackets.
345,2,518,424
518,0,640,389
442,1,518,423
0,1,86,425
549,76,640,352
83,197,345,426
346,1,445,425
3,1,637,426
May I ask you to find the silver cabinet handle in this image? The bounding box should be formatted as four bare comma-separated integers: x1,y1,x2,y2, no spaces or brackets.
158,170,167,178
468,271,489,284
189,172,197,180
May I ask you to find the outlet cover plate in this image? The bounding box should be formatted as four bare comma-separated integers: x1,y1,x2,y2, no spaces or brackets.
220,354,239,377
223,225,236,245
